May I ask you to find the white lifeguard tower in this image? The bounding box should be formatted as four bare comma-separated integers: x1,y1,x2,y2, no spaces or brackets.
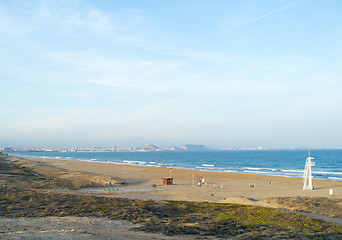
303,150,315,190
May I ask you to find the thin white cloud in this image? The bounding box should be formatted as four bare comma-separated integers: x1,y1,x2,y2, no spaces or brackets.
227,1,304,31
196,0,305,44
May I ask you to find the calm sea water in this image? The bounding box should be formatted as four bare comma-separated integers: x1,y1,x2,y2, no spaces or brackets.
10,149,342,181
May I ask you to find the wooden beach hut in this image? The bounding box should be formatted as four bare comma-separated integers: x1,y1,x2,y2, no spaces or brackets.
162,177,173,185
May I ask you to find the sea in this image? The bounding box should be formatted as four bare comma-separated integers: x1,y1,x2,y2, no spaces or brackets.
9,149,342,181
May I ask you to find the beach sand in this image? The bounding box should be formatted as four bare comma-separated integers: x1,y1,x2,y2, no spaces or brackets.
11,155,342,203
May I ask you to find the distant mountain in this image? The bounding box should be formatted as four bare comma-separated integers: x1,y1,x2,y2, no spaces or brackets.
122,137,152,147
141,144,159,151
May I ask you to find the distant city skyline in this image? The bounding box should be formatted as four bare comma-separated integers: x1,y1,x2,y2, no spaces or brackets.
1,1,342,148
2,144,336,153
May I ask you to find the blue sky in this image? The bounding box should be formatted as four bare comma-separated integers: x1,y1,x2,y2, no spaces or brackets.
1,0,342,148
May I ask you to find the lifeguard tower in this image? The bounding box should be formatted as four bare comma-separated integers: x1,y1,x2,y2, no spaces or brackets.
303,150,315,190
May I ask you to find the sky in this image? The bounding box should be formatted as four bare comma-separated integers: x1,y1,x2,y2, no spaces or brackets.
1,0,342,148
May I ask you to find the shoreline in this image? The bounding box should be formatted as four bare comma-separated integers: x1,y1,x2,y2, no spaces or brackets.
9,152,342,182
10,155,342,202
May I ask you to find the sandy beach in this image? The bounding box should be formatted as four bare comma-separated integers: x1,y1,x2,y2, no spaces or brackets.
11,155,342,203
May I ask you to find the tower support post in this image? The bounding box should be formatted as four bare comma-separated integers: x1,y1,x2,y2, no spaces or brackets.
303,151,315,190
